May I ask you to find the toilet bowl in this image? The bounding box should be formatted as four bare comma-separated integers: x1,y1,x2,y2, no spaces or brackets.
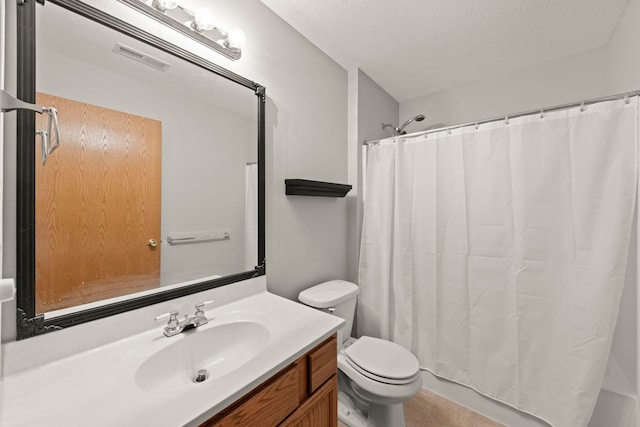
299,280,423,427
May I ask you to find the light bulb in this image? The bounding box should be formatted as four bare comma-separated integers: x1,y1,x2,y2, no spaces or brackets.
192,7,215,32
152,0,179,11
226,28,246,50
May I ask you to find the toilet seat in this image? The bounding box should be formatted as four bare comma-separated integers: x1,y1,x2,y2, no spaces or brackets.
345,357,422,385
337,352,423,405
343,336,421,385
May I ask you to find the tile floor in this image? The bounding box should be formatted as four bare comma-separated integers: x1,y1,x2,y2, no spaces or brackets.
338,388,506,427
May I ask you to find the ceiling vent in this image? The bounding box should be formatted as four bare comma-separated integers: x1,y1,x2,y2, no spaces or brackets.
112,42,170,72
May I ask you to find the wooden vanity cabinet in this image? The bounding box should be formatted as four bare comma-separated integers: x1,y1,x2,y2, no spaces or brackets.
200,333,338,427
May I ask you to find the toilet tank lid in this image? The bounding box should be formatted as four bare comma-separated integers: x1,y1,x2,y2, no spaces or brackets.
298,280,358,308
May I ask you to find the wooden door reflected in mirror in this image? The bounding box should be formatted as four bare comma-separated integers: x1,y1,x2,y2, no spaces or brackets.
35,92,162,313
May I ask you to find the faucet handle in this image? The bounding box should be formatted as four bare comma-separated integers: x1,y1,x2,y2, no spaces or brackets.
155,310,179,321
193,300,214,326
194,300,214,315
155,310,180,330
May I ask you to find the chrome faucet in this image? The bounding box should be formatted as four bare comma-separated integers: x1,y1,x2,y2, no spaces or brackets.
155,300,214,337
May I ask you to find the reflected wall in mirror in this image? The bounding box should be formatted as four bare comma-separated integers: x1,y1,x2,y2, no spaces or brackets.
16,0,265,337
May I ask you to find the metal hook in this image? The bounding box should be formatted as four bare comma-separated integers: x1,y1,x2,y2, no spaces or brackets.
625,93,631,104
475,122,479,130
45,107,60,155
505,116,510,125
580,101,586,112
539,109,545,119
36,130,49,165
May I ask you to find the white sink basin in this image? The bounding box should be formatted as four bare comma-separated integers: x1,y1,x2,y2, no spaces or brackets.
135,320,270,393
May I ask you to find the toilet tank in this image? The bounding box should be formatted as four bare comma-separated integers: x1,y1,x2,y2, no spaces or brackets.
298,280,358,343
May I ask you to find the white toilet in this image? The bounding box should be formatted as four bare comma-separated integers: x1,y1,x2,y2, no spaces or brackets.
299,280,423,427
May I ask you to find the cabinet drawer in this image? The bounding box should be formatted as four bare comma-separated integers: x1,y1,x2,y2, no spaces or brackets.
307,334,337,393
202,365,299,427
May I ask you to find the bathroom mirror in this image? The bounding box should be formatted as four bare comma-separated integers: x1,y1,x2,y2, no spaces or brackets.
15,0,265,338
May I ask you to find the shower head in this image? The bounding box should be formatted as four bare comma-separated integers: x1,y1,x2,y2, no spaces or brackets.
382,114,426,136
398,114,425,134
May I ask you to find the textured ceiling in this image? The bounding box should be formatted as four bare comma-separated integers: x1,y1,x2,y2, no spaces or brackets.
260,0,630,102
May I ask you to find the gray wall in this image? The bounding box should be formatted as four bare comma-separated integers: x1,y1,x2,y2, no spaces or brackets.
357,70,400,146
236,3,349,301
346,69,398,282
606,0,640,94
400,46,609,129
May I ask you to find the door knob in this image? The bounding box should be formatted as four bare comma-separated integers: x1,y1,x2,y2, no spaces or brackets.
147,239,158,248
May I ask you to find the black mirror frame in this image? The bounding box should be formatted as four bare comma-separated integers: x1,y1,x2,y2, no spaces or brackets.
15,0,266,339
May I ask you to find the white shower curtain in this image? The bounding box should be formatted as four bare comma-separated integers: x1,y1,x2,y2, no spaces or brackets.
244,163,258,271
358,98,638,427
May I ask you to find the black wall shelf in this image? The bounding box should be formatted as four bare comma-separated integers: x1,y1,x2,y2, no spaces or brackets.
285,179,352,197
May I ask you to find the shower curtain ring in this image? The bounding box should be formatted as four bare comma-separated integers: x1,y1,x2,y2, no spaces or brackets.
475,122,479,130
540,109,545,119
505,116,510,125
580,101,586,112
625,93,631,104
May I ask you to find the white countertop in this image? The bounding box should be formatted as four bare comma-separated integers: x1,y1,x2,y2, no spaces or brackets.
0,289,343,426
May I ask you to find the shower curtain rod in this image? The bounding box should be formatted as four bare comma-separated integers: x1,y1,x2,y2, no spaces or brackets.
363,89,640,145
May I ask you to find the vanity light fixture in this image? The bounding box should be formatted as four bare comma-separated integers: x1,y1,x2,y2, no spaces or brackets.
191,7,216,32
151,0,179,12
119,0,246,60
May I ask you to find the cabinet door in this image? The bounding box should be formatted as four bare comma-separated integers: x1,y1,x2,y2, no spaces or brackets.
280,375,337,427
202,365,299,427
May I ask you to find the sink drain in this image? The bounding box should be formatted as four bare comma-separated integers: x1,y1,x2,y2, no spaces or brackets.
193,369,209,383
